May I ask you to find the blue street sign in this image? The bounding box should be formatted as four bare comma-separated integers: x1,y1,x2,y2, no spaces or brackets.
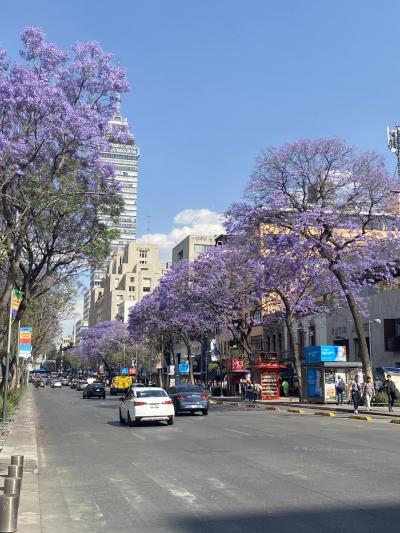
178,362,189,374
120,367,129,375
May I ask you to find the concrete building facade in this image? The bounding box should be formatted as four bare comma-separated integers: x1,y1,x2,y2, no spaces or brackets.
172,235,216,264
89,242,164,325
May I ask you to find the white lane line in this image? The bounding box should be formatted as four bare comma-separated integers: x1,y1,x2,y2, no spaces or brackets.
223,428,251,436
130,431,145,440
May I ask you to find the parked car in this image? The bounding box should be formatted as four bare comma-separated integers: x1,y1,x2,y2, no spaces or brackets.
70,379,78,389
51,379,62,389
61,378,69,386
168,385,209,415
83,381,106,399
119,387,174,426
76,380,88,391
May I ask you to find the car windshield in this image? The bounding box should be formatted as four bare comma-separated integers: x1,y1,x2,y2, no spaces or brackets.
176,386,203,393
136,390,167,398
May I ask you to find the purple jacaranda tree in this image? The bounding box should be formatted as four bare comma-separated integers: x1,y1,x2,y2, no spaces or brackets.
75,320,130,376
0,27,129,340
227,138,400,378
187,247,264,365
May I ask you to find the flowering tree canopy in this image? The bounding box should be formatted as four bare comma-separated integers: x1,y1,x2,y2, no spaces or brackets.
227,138,400,377
0,27,129,332
74,320,130,374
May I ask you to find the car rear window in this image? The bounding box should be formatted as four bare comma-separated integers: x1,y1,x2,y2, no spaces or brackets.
136,390,167,398
176,386,203,393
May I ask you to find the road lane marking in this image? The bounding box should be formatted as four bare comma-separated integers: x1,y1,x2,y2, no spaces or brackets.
130,431,145,440
169,488,197,504
223,428,250,436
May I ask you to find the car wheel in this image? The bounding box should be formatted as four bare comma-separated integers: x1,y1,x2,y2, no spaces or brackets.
82,393,85,399
202,409,208,416
190,410,195,415
102,394,106,399
127,412,134,427
119,409,125,425
167,417,174,426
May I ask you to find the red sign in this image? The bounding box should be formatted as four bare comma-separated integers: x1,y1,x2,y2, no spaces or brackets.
231,358,245,371
128,367,137,376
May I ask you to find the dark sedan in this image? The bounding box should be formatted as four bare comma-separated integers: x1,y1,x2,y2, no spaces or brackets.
168,385,209,415
83,382,106,399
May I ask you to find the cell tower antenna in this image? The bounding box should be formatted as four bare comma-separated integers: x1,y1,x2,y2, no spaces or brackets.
387,124,400,177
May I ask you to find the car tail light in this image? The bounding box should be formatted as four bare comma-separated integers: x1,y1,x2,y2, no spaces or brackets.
202,394,208,399
176,394,187,400
163,400,173,404
133,401,145,406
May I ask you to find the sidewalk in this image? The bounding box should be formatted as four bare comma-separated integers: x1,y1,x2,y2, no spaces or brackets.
0,387,41,533
212,396,400,417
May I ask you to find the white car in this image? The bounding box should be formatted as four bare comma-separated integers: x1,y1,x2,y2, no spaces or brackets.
51,380,62,388
119,387,174,426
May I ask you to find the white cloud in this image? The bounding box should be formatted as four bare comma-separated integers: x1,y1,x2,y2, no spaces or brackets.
138,208,225,262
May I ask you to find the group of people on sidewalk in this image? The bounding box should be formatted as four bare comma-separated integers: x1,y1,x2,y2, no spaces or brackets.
336,374,400,414
239,379,261,402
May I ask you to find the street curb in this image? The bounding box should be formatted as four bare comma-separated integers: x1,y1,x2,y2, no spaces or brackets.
349,415,373,421
265,406,279,411
315,411,336,417
390,419,400,424
287,408,304,414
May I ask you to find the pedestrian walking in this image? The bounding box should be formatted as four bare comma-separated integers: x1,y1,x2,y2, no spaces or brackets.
239,379,246,400
335,376,345,405
281,379,289,397
254,382,261,401
363,376,375,412
246,381,255,403
348,375,362,414
383,374,400,412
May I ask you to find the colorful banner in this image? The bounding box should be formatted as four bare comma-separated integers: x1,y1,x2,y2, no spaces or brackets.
11,290,24,324
19,326,32,359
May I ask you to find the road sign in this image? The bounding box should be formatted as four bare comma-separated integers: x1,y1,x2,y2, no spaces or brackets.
178,362,189,374
128,367,137,376
131,357,137,368
120,367,129,375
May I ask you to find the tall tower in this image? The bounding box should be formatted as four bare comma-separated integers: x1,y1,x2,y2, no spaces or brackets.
91,104,140,289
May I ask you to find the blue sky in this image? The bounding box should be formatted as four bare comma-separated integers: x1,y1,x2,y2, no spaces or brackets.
1,0,399,331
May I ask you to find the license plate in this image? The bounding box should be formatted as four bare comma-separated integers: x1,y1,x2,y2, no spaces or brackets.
190,405,199,408
150,405,159,408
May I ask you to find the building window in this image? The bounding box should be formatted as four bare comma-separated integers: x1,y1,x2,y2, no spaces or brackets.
384,319,400,351
114,278,119,289
130,277,135,282
177,250,184,261
129,286,135,292
143,287,151,293
251,335,263,353
278,333,283,353
194,244,213,254
139,249,148,259
251,310,262,325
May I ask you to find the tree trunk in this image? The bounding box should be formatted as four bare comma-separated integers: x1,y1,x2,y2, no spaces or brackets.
275,290,303,399
333,269,372,378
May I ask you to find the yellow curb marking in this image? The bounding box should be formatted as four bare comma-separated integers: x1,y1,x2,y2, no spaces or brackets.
390,419,400,424
287,408,304,414
315,411,336,417
265,406,279,411
349,415,373,421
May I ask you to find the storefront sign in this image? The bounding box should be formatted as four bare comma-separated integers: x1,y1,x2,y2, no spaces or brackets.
231,358,245,371
305,345,347,363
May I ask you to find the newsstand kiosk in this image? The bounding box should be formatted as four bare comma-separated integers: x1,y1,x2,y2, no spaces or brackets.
301,345,363,404
252,353,286,400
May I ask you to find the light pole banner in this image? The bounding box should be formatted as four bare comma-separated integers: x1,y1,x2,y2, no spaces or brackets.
19,326,32,359
11,290,24,324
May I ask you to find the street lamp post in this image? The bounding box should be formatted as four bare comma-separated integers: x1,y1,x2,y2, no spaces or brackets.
368,318,381,374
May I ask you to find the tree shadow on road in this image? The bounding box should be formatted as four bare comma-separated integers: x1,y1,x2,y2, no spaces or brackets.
169,504,400,533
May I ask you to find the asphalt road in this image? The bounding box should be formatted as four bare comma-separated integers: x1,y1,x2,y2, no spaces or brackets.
35,386,400,533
